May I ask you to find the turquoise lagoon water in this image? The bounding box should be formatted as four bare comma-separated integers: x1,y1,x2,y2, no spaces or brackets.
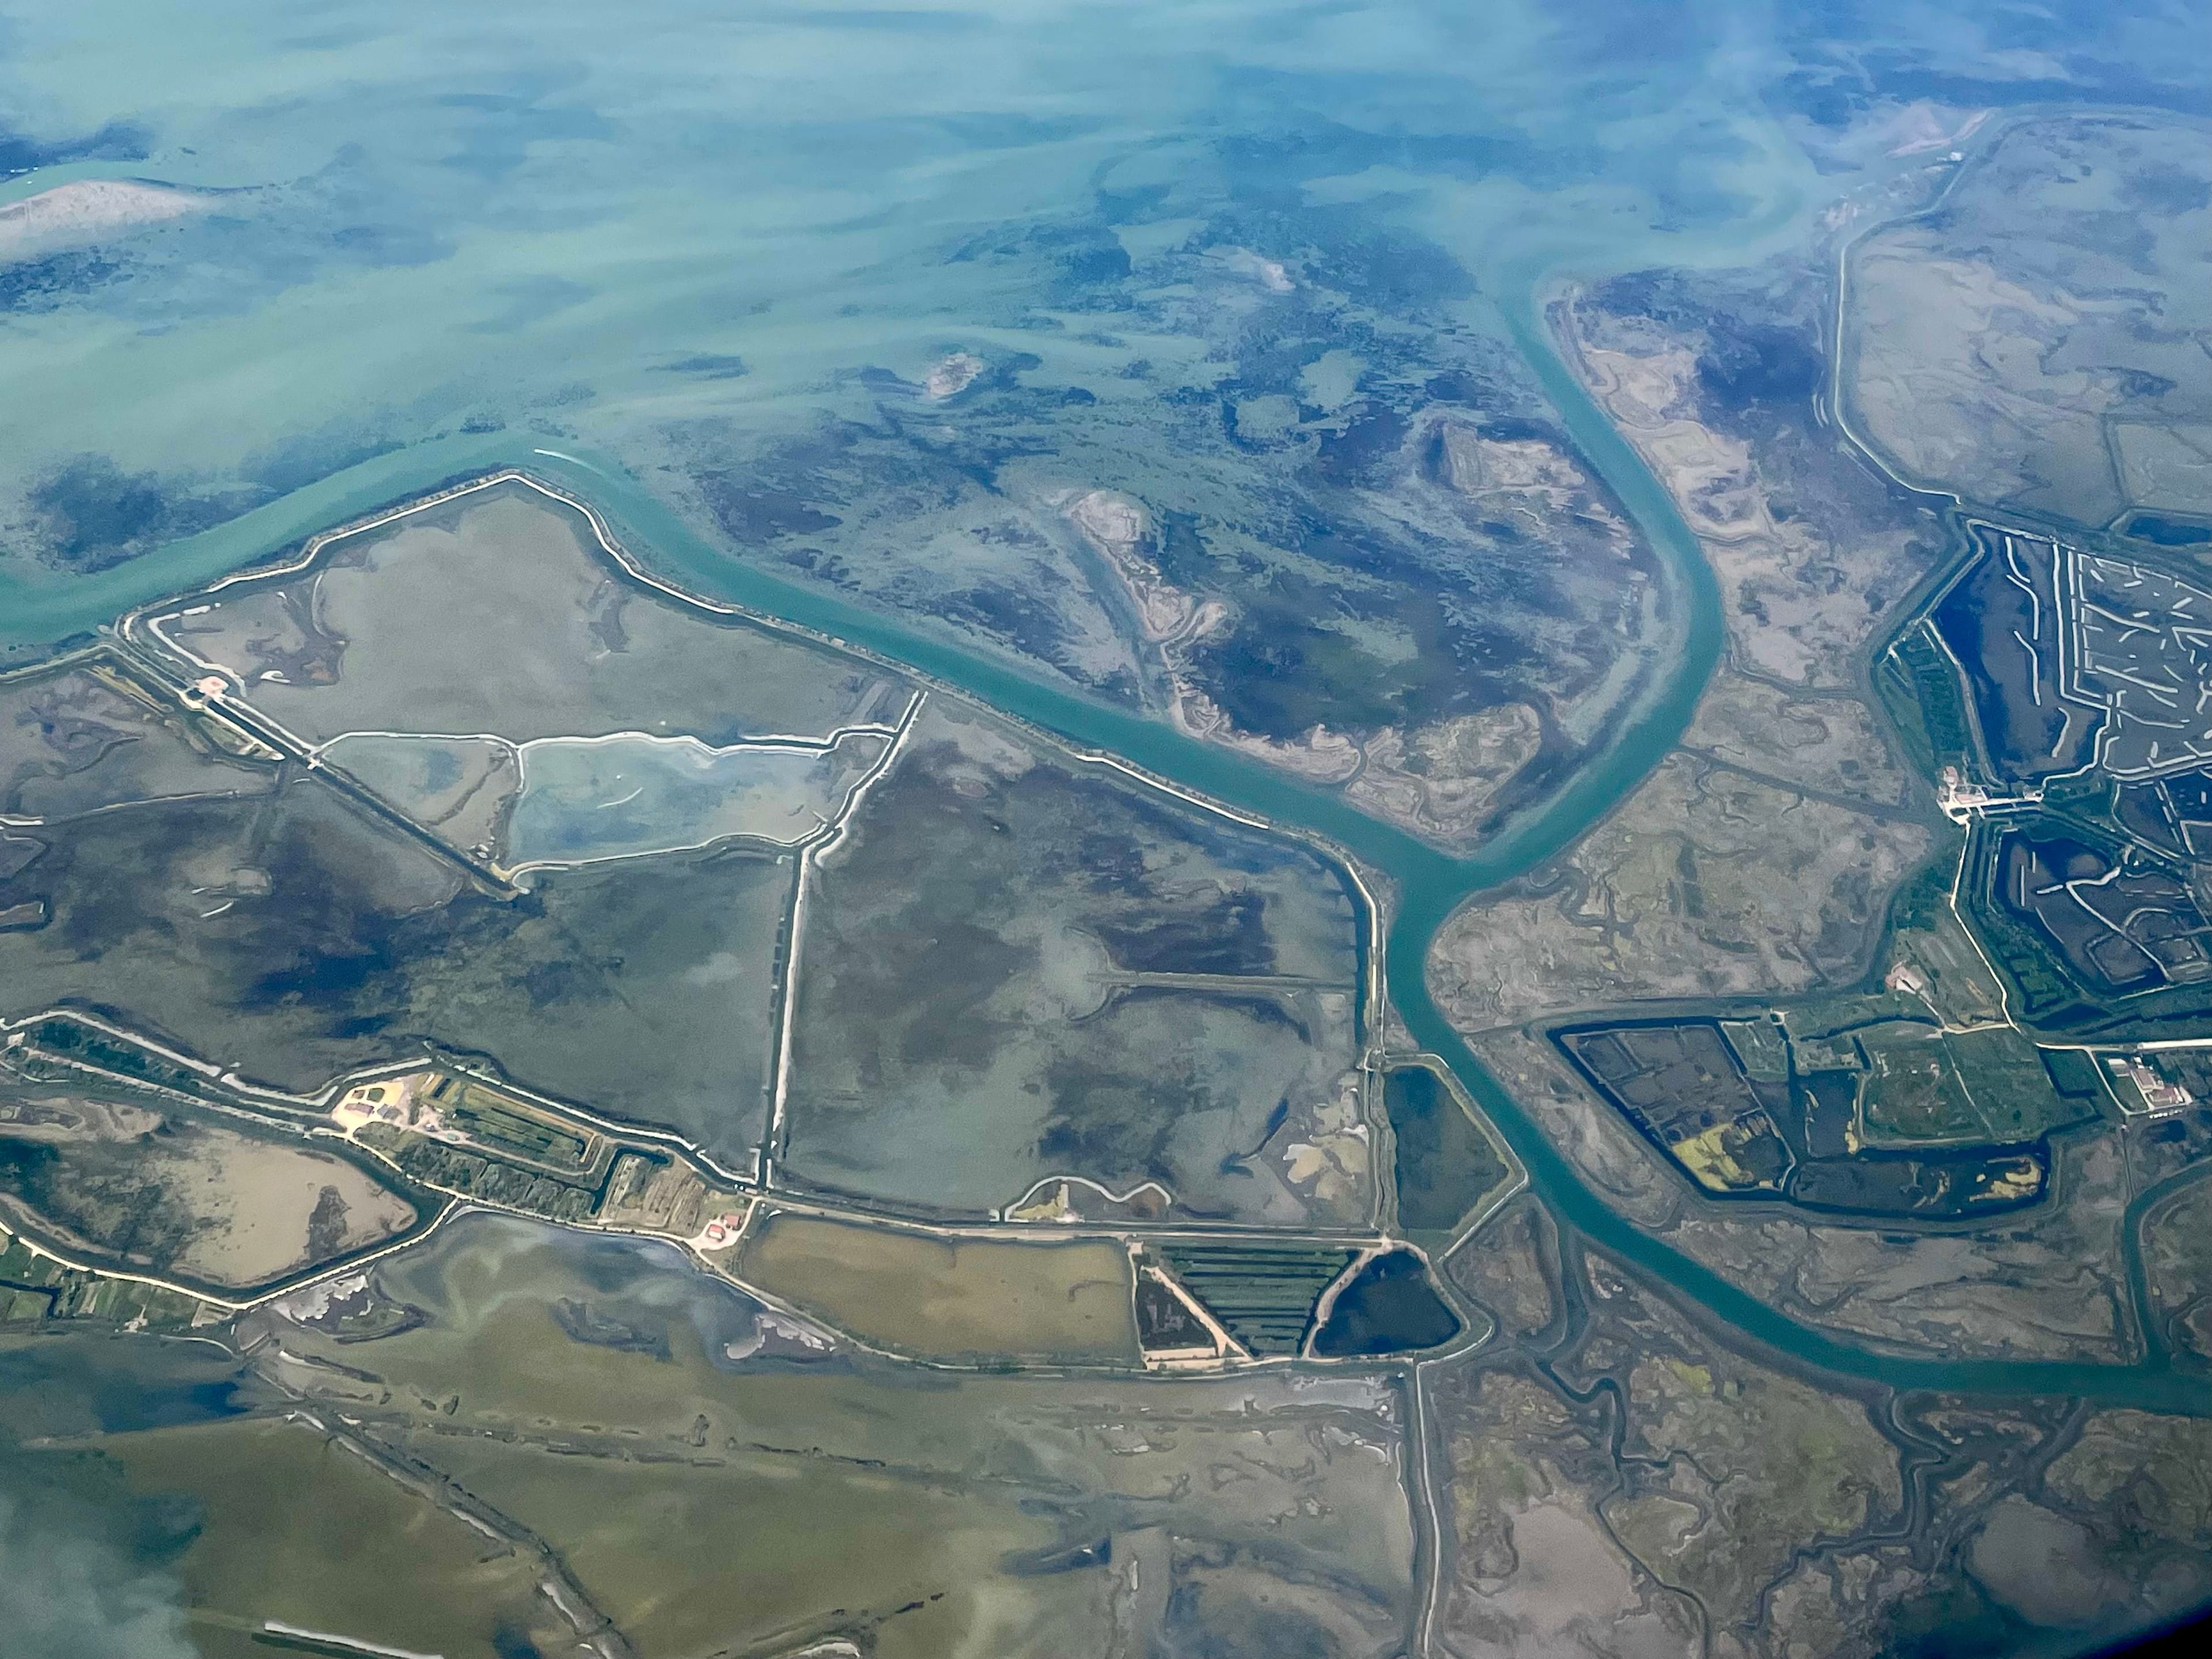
0,0,1840,554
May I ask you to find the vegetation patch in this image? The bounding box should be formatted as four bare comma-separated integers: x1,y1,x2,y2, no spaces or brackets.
781,702,1366,1226
1384,1062,1512,1241
1152,1241,1360,1357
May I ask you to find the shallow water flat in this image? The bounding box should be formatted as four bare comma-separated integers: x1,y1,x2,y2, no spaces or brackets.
507,727,888,866
145,483,907,746
235,1213,1415,1658
781,700,1369,1225
736,1209,1141,1362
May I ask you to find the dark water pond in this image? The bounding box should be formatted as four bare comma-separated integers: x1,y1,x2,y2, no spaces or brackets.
1310,1249,1460,1357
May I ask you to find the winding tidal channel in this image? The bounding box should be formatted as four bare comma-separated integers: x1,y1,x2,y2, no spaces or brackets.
4,302,2205,1418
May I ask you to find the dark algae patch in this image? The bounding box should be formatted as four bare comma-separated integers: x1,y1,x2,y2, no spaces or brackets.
0,778,791,1169
1134,1272,1210,1350
1928,531,2096,787
25,454,251,574
780,702,1362,1224
551,1298,672,1360
0,1135,197,1273
2123,513,2212,548
1385,1062,1509,1238
1309,1250,1459,1357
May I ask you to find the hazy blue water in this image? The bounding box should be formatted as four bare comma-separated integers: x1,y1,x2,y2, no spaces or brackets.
0,2,1782,547
3,0,2202,593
